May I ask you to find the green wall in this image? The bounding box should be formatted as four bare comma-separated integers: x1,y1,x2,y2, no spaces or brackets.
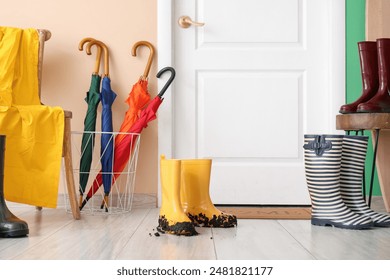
346,0,381,195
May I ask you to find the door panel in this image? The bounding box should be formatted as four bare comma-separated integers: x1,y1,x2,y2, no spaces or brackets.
199,0,301,45
197,71,302,159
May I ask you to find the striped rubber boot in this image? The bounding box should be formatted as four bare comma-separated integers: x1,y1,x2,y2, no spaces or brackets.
340,135,390,227
303,135,373,229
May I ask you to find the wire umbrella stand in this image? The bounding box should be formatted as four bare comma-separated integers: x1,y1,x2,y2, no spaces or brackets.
63,131,141,215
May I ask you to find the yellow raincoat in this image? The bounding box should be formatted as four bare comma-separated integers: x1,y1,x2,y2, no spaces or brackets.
0,27,64,208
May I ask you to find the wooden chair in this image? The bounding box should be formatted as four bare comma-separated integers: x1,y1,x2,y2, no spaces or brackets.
38,29,80,220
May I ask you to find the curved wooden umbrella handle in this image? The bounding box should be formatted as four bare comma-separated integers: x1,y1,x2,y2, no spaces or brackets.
78,37,95,51
86,40,109,77
157,67,176,98
131,40,155,79
79,38,102,75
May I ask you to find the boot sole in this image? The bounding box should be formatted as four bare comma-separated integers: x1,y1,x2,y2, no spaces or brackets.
0,228,29,238
311,218,373,230
374,221,390,227
187,212,238,228
156,225,198,236
157,216,198,236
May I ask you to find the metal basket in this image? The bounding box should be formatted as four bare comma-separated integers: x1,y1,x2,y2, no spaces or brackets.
63,131,140,215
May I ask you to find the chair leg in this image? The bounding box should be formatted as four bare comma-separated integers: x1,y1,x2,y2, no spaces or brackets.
63,116,81,220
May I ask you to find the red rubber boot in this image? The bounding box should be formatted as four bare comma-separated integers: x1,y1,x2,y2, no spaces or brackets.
358,38,390,113
339,41,378,114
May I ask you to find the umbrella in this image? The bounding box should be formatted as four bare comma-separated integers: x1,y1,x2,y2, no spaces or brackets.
115,41,154,145
80,66,176,210
87,40,117,211
100,77,117,209
77,38,102,205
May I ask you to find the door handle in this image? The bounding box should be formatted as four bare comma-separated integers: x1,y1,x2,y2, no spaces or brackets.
178,16,205,28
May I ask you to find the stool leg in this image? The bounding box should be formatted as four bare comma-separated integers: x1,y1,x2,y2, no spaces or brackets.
360,130,367,200
368,129,380,207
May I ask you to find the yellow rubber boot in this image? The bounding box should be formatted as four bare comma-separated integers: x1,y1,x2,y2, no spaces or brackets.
158,155,198,236
180,159,237,228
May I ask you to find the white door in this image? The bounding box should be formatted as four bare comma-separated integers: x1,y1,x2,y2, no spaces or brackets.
158,0,345,205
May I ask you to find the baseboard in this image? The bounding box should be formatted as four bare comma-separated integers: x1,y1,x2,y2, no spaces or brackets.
217,205,312,220
217,197,389,219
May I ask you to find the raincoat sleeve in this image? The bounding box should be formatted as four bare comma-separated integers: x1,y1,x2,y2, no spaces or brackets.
0,26,64,208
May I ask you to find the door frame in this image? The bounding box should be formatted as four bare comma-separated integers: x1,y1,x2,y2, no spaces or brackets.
157,0,346,206
158,0,175,161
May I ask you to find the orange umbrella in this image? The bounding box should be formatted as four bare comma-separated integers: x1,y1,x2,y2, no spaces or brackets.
80,67,175,210
115,41,154,145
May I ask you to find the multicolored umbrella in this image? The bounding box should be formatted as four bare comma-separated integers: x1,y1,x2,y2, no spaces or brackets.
77,38,102,205
80,66,175,210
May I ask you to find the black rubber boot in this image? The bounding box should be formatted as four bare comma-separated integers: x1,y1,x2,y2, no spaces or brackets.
0,135,29,238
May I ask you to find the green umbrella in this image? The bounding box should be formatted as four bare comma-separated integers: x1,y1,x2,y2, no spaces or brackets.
78,75,101,200
78,38,102,205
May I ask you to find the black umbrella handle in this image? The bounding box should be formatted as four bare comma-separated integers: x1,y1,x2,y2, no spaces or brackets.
157,67,176,98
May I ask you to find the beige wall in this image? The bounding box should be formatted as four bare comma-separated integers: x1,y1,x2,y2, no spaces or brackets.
366,0,390,40
1,0,158,195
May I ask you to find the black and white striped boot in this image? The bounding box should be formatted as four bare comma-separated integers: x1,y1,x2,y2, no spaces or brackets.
340,135,390,227
303,135,373,229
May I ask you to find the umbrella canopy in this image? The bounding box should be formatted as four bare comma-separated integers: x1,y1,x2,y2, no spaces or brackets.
80,66,175,210
115,83,150,146
77,38,102,205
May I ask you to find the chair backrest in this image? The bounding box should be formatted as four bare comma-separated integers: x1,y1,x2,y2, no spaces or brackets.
37,29,51,99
